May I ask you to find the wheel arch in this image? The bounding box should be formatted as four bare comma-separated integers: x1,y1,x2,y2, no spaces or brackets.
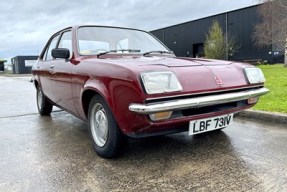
34,79,39,88
82,89,101,118
81,80,113,118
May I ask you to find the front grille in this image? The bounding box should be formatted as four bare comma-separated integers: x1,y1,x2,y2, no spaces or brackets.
181,100,247,116
168,100,248,119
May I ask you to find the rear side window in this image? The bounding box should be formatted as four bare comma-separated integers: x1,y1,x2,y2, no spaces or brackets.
45,35,60,61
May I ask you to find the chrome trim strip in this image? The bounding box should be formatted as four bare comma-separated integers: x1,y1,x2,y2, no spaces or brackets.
145,85,263,101
129,87,269,114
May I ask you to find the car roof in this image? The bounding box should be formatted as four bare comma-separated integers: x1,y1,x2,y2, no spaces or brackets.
53,25,148,35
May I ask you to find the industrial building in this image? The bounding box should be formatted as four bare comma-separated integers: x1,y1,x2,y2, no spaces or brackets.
11,56,38,74
0,59,7,72
151,4,284,64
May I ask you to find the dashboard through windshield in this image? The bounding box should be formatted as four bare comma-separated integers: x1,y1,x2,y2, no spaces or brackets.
77,26,169,56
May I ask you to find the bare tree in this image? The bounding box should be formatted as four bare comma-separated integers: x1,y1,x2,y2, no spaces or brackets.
253,0,287,65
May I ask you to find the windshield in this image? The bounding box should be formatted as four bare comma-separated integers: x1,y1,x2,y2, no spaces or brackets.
77,26,169,55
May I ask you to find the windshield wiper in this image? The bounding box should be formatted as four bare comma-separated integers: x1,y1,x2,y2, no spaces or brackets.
143,50,173,57
97,49,141,58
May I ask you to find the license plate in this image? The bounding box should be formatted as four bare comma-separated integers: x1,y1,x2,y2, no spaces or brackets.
189,114,233,135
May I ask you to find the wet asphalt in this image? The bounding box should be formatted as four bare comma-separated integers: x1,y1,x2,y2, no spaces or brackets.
0,75,286,192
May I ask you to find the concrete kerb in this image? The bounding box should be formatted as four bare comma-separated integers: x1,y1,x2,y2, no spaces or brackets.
238,109,287,125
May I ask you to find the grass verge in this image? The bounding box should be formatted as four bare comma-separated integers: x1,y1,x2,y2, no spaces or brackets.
253,64,287,114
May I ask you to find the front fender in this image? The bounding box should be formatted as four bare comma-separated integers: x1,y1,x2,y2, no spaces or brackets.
83,78,111,105
80,78,113,120
82,76,145,133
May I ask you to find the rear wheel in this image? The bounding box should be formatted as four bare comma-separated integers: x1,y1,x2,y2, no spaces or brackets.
88,95,126,158
36,86,53,116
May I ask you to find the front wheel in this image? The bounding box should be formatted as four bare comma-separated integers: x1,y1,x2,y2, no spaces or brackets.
88,95,126,158
213,127,226,132
36,86,53,116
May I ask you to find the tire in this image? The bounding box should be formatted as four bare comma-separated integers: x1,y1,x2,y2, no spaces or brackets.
88,95,127,158
213,127,226,132
36,86,53,116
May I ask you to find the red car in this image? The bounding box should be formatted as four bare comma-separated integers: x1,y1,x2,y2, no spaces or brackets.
32,25,269,158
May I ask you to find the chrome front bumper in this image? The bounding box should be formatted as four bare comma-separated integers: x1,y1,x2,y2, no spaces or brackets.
129,88,269,114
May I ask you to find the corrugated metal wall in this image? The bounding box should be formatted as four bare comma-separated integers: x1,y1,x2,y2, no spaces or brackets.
151,5,276,63
227,6,272,61
11,56,38,74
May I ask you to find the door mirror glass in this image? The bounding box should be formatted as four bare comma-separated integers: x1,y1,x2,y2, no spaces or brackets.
51,48,70,59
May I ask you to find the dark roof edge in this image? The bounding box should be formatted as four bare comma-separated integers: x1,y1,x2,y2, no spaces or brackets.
11,56,38,59
151,3,263,32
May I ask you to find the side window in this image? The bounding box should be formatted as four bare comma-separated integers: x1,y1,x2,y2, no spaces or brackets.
58,31,72,56
45,35,60,61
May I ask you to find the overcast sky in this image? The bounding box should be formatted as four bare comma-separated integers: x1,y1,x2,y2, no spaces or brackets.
0,0,258,63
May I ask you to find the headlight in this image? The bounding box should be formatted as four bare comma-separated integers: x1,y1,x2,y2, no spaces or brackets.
244,68,266,84
141,71,182,94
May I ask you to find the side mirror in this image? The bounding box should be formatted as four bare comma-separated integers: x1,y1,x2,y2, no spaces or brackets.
52,48,70,59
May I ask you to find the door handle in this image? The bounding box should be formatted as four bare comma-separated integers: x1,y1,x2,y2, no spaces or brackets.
49,65,55,74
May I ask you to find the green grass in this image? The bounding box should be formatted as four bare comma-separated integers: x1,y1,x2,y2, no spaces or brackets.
253,64,287,114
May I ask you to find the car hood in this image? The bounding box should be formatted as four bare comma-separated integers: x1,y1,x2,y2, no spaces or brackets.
84,56,233,68
82,56,254,98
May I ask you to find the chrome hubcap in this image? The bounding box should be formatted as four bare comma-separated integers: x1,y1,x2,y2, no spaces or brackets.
90,103,108,147
37,89,43,110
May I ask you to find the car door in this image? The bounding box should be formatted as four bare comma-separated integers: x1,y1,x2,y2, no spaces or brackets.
38,34,60,100
49,30,77,114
